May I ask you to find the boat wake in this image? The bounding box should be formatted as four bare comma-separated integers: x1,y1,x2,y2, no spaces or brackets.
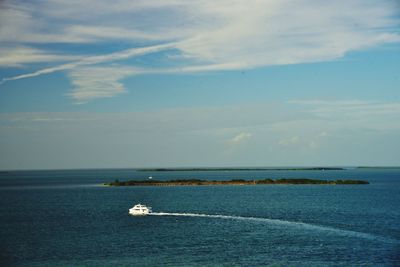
150,212,397,244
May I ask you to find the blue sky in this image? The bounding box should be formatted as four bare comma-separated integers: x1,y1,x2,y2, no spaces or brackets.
0,0,399,170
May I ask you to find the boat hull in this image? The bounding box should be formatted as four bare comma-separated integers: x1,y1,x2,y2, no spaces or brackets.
129,210,150,216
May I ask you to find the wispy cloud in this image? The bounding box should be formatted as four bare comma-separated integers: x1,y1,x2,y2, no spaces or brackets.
230,132,252,144
67,66,137,103
0,43,175,84
277,133,328,149
0,103,302,133
278,136,300,146
1,100,399,168
1,0,399,101
318,131,329,137
288,100,400,119
0,47,80,67
282,99,400,137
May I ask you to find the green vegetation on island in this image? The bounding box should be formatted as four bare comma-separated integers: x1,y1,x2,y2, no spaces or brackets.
105,178,369,186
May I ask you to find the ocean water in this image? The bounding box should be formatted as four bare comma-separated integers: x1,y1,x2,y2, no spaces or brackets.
0,168,399,266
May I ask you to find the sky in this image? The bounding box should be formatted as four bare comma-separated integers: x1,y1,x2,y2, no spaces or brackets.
0,0,400,170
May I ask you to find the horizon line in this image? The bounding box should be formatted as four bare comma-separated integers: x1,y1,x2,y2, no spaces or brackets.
1,166,400,172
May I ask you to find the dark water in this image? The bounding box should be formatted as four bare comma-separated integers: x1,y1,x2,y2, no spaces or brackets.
1,168,399,266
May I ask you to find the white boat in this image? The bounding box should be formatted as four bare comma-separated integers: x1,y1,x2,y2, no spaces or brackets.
129,204,152,216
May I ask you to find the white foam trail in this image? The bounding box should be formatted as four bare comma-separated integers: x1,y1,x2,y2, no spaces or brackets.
150,212,397,244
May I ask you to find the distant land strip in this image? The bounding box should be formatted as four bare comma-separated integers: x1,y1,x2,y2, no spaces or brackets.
105,178,369,186
357,166,400,169
137,167,345,172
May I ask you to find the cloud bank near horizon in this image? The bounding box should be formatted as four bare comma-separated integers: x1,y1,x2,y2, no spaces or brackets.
1,0,399,102
1,100,399,169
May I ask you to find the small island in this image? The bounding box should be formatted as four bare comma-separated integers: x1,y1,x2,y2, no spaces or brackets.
105,178,369,186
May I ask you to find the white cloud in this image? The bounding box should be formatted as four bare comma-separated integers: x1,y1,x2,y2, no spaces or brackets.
176,1,400,67
0,43,175,84
278,136,300,146
64,25,165,42
318,131,329,137
276,135,321,150
0,0,399,101
1,100,400,169
0,47,79,67
230,132,252,144
67,66,137,103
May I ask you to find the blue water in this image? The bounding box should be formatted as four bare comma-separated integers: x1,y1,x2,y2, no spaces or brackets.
1,168,399,266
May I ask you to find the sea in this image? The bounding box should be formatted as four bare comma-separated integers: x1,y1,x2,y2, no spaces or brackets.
0,168,399,266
